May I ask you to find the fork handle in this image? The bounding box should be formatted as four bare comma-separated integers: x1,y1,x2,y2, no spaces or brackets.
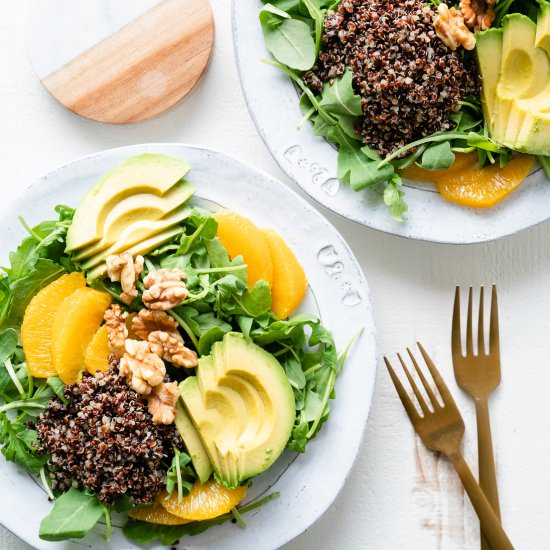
476,397,501,550
449,452,514,550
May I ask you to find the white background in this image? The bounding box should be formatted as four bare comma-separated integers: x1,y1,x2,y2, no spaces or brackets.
2,1,549,549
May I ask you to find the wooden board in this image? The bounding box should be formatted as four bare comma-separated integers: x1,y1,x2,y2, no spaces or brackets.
28,0,214,124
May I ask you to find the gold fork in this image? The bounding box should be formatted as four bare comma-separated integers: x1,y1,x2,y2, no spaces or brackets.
385,343,513,550
452,286,501,550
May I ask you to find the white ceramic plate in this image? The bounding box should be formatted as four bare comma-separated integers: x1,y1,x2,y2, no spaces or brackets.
232,0,550,244
0,144,376,550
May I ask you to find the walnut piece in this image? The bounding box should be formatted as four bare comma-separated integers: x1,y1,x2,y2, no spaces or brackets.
104,304,128,357
142,269,188,310
147,382,179,424
148,331,198,368
131,309,179,340
460,0,495,31
119,339,166,395
434,4,476,51
106,253,144,305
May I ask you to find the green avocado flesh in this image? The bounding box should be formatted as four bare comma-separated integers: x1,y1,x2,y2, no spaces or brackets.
478,13,550,155
66,153,192,252
85,227,182,282
175,401,213,483
179,332,295,489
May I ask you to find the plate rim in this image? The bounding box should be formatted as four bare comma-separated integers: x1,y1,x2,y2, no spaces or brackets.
0,143,377,550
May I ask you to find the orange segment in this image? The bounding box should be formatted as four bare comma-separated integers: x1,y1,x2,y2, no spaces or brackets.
51,288,112,384
215,211,273,289
84,325,111,374
438,155,535,208
128,502,191,525
159,480,247,521
262,229,307,319
21,273,86,378
401,152,479,184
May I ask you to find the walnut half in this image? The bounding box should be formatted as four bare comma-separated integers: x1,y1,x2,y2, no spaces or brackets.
434,4,476,51
104,304,128,357
142,269,188,311
106,253,144,305
147,382,179,424
119,339,166,395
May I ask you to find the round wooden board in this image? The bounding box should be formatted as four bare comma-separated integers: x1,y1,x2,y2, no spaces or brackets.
27,0,214,124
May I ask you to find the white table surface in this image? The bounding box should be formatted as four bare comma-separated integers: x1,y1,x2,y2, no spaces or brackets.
1,1,548,549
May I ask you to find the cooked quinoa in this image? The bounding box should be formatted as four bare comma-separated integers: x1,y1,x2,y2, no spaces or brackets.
36,368,182,505
303,0,478,156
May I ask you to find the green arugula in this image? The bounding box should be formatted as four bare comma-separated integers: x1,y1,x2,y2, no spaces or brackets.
165,448,196,501
259,4,316,71
39,488,110,541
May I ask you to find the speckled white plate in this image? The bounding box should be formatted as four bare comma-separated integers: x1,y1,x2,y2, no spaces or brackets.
0,144,375,550
232,0,550,244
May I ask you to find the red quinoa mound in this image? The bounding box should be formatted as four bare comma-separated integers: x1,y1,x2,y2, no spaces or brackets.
36,369,182,505
303,0,478,156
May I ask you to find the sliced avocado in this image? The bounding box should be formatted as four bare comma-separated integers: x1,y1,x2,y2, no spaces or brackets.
80,205,191,269
476,28,503,128
175,401,213,483
86,226,182,281
493,15,550,141
515,111,550,155
180,332,295,488
66,154,191,251
74,181,193,261
498,15,548,100
536,1,550,54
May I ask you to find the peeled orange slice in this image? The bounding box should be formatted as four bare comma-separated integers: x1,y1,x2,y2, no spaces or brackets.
215,211,273,289
128,502,191,525
51,287,112,384
438,155,535,208
263,229,307,319
21,273,86,378
159,481,247,521
84,325,111,374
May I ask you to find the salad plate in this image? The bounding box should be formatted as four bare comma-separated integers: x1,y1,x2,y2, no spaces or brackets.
0,143,375,549
232,0,550,244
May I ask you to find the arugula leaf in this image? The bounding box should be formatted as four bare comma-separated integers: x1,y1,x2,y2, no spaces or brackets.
165,449,196,500
0,414,47,474
0,329,17,364
260,4,316,70
420,141,456,170
39,488,105,541
47,376,67,402
383,175,408,222
318,69,362,117
3,259,64,328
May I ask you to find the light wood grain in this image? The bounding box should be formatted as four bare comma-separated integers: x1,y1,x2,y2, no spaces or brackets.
43,0,214,124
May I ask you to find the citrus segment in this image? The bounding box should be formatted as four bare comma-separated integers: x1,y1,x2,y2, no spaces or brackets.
128,502,191,525
438,155,535,208
401,152,479,184
84,325,111,374
159,480,247,521
262,229,307,319
51,288,112,384
21,273,86,378
215,211,273,289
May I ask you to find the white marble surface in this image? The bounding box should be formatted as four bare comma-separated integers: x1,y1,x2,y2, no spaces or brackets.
2,1,550,549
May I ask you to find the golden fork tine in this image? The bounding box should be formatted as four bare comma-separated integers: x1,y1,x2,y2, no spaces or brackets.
406,348,439,409
398,353,430,415
466,287,474,356
478,286,485,356
490,285,500,358
384,357,420,422
417,342,456,406
452,286,462,361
